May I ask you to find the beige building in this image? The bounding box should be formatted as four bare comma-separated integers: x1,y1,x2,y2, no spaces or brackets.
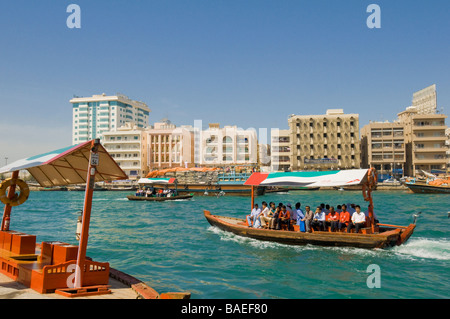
145,120,194,170
397,106,447,176
270,129,290,172
361,121,406,178
287,109,360,171
102,122,148,179
199,123,258,166
446,128,450,174
412,84,437,115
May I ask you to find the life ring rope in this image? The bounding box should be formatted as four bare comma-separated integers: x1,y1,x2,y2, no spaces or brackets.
0,178,30,207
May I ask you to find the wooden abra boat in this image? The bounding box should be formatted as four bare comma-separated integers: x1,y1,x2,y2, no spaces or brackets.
127,194,193,201
204,211,415,249
204,169,418,249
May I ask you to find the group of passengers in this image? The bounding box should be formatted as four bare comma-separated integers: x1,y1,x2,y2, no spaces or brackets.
135,186,178,198
246,201,378,233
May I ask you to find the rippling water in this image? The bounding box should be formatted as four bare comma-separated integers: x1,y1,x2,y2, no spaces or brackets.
10,189,450,299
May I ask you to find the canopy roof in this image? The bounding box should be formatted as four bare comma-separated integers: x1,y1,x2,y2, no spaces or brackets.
0,140,127,187
244,169,369,187
137,177,176,184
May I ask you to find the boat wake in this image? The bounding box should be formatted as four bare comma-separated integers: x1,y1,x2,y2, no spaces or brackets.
206,226,380,256
390,238,450,261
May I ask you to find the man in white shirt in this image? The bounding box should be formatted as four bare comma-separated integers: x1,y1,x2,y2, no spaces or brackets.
347,205,366,233
247,204,261,228
258,202,271,228
312,206,326,231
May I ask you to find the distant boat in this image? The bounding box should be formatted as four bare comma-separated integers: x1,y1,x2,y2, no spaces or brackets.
39,186,68,191
71,184,107,191
139,170,266,197
405,180,450,194
127,194,193,201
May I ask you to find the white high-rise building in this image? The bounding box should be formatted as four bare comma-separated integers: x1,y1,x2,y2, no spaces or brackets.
70,93,150,144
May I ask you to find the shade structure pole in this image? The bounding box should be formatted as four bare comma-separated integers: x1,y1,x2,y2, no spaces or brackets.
251,185,255,210
74,139,100,288
1,170,19,231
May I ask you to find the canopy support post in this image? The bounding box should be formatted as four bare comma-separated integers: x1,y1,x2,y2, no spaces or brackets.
74,139,100,289
251,185,255,210
1,170,19,231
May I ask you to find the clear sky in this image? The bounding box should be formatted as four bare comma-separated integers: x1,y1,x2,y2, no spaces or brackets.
0,0,449,163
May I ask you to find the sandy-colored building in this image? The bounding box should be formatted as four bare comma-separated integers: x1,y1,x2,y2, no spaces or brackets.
361,121,406,178
145,120,194,170
102,122,148,179
287,109,360,171
397,106,447,176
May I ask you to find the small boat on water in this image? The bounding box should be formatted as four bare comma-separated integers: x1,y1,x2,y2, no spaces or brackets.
127,194,193,201
204,169,418,249
143,169,266,197
405,180,450,194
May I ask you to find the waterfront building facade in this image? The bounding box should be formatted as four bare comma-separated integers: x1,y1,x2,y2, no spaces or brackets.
270,129,291,172
397,106,447,176
361,121,406,179
287,109,361,171
199,124,257,166
145,120,194,169
102,122,148,179
71,93,150,144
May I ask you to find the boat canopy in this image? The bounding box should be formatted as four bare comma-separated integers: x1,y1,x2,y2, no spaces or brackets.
0,140,127,187
137,177,176,184
244,169,369,187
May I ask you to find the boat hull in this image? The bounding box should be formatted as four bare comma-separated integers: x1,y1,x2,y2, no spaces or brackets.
204,210,414,249
405,183,450,194
144,183,265,197
127,195,193,201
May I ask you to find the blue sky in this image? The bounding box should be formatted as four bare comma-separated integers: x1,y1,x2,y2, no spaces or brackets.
0,0,449,162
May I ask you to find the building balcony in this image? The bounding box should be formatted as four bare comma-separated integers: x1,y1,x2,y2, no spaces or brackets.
414,147,447,153
414,158,447,164
413,125,447,131
413,136,446,142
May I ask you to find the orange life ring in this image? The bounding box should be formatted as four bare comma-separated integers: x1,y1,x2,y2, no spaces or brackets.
362,184,371,201
367,168,377,188
0,178,30,207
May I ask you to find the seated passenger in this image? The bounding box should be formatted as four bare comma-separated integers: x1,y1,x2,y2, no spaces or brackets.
338,204,351,231
258,202,271,229
311,206,326,231
347,205,366,233
247,204,261,228
276,205,290,230
326,206,340,232
145,188,152,197
269,206,280,230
